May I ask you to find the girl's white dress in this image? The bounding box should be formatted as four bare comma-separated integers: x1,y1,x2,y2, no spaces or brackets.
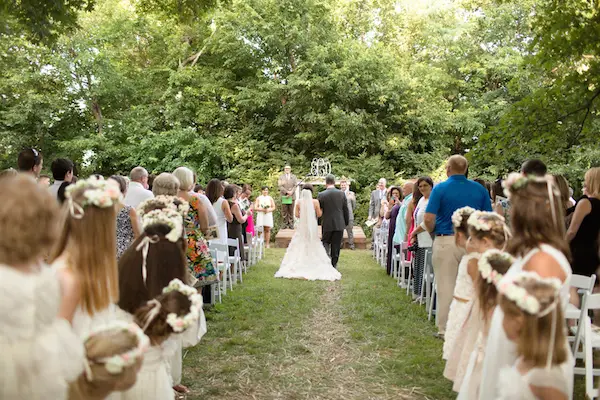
443,252,480,360
0,264,84,400
255,195,274,228
496,358,571,400
120,304,208,400
478,244,573,400
457,321,490,399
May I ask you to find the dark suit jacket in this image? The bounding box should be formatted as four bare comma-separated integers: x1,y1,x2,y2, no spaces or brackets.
318,187,349,232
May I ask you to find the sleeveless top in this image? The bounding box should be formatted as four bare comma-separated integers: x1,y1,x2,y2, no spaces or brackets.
116,206,135,259
570,197,600,276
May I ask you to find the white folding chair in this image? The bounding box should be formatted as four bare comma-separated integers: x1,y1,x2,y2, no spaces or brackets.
420,249,434,309
568,274,596,349
208,246,227,303
256,226,265,260
391,242,401,280
208,241,232,294
573,293,600,400
428,276,437,321
378,229,388,267
226,238,243,285
372,228,381,259
244,232,253,269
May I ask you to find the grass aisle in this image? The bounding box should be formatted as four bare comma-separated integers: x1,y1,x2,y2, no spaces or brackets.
183,249,454,400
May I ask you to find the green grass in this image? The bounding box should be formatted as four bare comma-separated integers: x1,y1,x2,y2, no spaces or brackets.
182,249,455,399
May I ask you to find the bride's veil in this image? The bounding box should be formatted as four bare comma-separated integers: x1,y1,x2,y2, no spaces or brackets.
298,189,318,241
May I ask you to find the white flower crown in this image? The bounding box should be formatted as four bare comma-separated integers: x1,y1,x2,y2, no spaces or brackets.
137,195,190,218
84,321,150,376
142,208,183,242
498,271,561,315
65,176,122,209
467,211,505,232
452,206,476,228
478,249,514,285
162,279,203,333
502,173,559,199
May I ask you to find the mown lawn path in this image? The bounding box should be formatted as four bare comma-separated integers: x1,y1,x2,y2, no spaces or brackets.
183,249,454,400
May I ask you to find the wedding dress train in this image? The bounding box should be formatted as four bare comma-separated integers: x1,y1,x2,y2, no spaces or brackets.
274,189,342,281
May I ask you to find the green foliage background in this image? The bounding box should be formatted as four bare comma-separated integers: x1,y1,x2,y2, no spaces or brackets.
2,0,600,226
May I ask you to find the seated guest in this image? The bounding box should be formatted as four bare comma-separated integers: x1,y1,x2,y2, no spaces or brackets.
152,173,179,196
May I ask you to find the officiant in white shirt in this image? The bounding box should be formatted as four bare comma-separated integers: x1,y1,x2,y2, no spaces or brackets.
124,166,154,208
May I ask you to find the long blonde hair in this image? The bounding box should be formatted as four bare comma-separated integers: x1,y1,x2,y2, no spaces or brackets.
50,183,119,315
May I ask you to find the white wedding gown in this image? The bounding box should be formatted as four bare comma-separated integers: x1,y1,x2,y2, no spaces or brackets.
275,189,342,281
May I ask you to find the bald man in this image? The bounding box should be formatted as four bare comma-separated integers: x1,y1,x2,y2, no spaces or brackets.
423,155,492,338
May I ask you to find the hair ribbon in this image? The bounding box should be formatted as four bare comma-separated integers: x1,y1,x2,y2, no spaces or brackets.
68,198,85,219
136,235,160,285
141,299,162,332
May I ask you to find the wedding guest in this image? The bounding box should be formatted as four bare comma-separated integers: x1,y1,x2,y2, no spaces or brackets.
0,168,18,180
567,167,600,283
278,165,298,229
49,158,74,199
255,186,276,248
340,178,357,250
521,159,547,177
385,186,403,275
409,177,434,297
424,155,492,339
17,147,43,177
194,184,205,194
147,174,156,192
152,173,179,196
206,178,234,246
173,167,216,286
57,181,73,204
38,174,51,187
239,184,255,240
491,178,511,224
109,175,140,259
0,175,84,400
393,181,414,245
124,167,154,208
405,182,423,248
369,178,387,222
225,185,248,261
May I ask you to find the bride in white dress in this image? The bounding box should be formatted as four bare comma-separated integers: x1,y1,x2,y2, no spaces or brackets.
275,187,342,281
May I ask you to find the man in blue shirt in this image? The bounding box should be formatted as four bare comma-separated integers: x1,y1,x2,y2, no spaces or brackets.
424,155,492,338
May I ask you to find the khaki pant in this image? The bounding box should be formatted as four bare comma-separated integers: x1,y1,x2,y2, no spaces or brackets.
432,236,465,334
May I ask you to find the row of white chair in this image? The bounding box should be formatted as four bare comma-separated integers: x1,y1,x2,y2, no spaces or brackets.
373,228,436,318
206,227,265,304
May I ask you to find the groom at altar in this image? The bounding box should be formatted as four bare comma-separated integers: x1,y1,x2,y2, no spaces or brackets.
278,165,298,229
318,175,349,268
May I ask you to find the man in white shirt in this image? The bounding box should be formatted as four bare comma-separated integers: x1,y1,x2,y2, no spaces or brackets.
124,166,154,208
48,158,74,200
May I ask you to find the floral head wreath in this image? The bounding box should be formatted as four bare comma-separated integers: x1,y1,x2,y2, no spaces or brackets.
498,271,562,369
467,211,505,232
65,176,122,219
136,209,184,284
502,172,561,229
83,321,150,379
137,195,189,218
141,279,202,334
478,249,514,285
451,206,476,228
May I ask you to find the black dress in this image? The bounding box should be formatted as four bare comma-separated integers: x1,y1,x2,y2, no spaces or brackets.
227,201,246,261
570,197,600,276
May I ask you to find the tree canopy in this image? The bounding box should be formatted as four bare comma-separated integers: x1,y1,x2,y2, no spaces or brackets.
1,0,599,200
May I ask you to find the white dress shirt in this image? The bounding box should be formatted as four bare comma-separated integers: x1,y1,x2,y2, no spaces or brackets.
48,180,64,200
124,181,154,208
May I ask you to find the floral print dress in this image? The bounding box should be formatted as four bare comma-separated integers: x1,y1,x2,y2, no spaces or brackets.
186,196,218,285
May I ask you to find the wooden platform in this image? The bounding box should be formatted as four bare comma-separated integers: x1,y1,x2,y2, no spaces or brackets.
275,226,367,249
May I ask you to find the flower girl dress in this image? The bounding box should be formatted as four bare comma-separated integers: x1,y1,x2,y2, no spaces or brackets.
496,358,571,400
443,252,480,360
0,264,84,400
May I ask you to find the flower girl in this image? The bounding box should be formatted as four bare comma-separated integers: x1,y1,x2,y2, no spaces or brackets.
443,206,477,361
122,279,205,400
478,174,572,400
458,249,514,399
69,321,149,400
496,272,571,399
444,211,509,390
0,175,84,400
50,176,122,338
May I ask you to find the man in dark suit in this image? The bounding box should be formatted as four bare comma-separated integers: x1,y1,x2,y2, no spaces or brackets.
318,174,349,268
